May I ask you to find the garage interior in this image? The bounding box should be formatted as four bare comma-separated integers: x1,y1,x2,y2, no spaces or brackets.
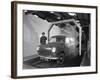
23,10,90,69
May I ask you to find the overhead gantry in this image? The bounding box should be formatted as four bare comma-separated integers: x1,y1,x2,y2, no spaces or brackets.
48,19,82,56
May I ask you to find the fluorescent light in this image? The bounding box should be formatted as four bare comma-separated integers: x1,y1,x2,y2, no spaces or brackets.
68,13,76,16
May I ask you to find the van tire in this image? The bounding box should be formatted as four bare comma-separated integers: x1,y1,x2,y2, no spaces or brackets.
57,53,65,64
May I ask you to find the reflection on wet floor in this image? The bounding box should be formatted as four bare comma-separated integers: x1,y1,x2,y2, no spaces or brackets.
23,55,84,69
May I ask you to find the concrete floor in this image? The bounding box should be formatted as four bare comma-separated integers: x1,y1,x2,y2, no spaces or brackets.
23,54,85,69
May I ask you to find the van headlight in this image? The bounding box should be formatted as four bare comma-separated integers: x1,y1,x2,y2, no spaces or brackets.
52,47,56,52
36,46,40,51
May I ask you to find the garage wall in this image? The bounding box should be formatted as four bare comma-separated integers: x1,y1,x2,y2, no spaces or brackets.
23,13,50,60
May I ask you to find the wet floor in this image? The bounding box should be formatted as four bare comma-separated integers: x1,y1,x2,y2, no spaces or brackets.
23,55,84,69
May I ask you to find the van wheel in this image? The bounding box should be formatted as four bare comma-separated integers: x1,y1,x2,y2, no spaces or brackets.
57,53,65,64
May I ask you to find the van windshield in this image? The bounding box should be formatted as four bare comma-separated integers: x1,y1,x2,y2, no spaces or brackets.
49,36,65,43
49,37,56,43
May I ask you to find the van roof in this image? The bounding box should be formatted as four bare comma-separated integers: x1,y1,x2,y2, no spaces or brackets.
51,35,66,38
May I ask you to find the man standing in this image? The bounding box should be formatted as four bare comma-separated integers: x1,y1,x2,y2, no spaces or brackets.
40,32,47,45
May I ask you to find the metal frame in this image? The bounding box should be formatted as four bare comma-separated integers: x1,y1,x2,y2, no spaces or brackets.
11,1,98,79
48,19,82,56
